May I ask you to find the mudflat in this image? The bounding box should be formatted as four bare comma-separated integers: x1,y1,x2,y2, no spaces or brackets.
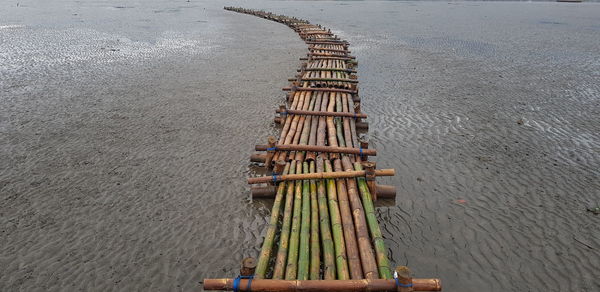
1,1,598,291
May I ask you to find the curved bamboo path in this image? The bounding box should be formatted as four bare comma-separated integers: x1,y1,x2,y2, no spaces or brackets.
203,7,441,292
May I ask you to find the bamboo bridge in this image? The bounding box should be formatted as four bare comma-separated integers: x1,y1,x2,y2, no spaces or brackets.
203,7,442,292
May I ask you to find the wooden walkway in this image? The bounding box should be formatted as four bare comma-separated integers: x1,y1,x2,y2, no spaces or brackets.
203,7,441,292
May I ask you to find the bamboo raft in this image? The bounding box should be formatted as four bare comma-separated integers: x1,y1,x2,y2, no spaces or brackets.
203,7,442,292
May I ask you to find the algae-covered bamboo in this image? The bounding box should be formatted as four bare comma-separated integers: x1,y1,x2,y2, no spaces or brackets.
273,161,298,279
255,162,291,278
285,161,304,279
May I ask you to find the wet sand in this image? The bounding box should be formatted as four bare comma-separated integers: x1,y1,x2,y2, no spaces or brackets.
1,1,599,291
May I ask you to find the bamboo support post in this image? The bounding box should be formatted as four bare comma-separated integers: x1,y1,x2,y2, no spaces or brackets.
395,266,414,292
240,258,257,276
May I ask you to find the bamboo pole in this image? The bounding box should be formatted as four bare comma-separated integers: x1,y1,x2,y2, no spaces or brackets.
332,159,363,279
247,168,395,184
255,162,291,278
272,161,298,279
204,278,442,291
278,109,367,119
284,161,304,279
255,144,376,156
297,162,311,280
341,157,378,279
308,162,320,280
354,162,392,279
316,157,336,280
324,159,350,280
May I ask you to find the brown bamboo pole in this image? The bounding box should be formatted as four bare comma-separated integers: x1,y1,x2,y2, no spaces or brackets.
316,156,336,280
332,159,363,279
334,93,346,148
297,162,311,280
272,161,298,279
255,162,292,278
308,162,320,280
354,162,393,279
324,159,350,280
347,94,360,150
341,93,354,148
203,278,442,291
255,144,376,156
279,109,367,119
247,169,394,184
341,157,378,279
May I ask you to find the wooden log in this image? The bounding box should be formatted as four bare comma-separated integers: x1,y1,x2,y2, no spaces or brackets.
203,278,442,291
250,153,266,163
247,169,394,184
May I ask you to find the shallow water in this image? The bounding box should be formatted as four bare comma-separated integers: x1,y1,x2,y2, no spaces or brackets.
1,1,599,291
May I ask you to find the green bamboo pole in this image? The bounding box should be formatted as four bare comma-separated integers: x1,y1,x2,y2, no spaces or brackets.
272,161,298,279
353,162,393,279
297,162,311,280
316,157,336,280
285,161,304,279
255,162,291,278
309,161,320,279
324,159,350,280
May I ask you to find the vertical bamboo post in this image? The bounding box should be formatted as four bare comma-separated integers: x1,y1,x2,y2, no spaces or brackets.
240,258,257,276
395,266,414,292
265,136,277,168
362,161,377,201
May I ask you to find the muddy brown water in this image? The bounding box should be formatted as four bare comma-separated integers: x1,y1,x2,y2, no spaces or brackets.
1,1,599,291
